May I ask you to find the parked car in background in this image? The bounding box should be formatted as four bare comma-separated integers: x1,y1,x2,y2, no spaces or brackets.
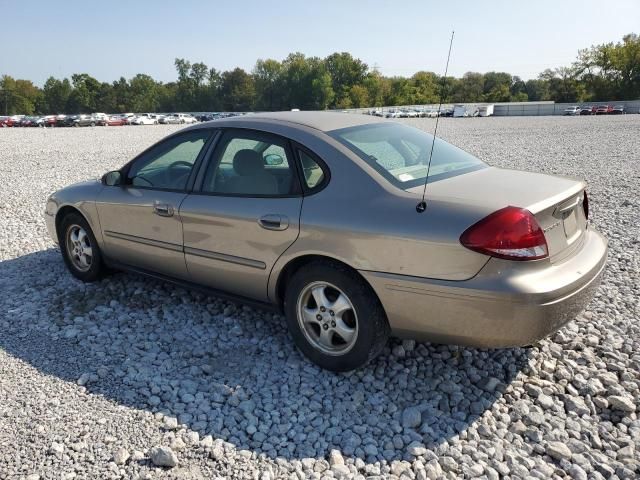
106,115,126,126
196,113,220,122
1,115,24,127
133,114,158,125
37,115,58,127
611,106,625,115
55,115,69,127
564,106,581,116
20,116,39,127
179,113,197,124
120,113,135,125
580,106,596,115
595,105,613,115
45,112,607,371
162,113,196,124
161,114,181,124
63,115,98,127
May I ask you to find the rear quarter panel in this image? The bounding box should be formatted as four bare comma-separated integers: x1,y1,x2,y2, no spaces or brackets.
263,125,490,301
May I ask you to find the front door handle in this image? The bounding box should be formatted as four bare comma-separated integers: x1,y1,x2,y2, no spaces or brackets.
153,203,174,217
259,214,289,231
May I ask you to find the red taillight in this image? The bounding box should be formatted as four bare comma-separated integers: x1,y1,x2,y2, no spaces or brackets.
460,206,548,261
582,191,589,220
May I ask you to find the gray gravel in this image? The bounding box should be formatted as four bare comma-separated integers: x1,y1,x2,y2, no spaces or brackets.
0,117,639,479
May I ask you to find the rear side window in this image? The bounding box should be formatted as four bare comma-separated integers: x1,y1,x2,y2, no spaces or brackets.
202,131,296,196
298,150,325,189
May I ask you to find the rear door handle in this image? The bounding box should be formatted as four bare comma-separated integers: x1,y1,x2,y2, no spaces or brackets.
259,214,289,231
153,203,174,217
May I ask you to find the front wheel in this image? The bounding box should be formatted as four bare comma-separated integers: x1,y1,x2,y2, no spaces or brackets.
284,261,389,372
59,213,106,282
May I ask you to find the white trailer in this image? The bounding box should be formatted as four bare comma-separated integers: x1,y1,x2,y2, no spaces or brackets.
453,104,467,117
478,104,495,117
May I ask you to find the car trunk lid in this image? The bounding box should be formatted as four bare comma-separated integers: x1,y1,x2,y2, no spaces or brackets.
407,167,587,261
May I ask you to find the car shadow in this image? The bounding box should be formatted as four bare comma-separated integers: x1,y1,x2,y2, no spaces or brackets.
0,249,532,463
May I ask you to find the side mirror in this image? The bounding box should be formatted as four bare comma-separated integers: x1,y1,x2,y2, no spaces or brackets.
102,170,123,186
264,153,284,166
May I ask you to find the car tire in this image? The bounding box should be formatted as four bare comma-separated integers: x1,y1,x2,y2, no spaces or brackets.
58,212,106,282
284,260,389,372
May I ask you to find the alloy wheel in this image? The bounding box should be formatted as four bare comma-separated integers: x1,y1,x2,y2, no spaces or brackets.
65,225,93,272
296,281,358,355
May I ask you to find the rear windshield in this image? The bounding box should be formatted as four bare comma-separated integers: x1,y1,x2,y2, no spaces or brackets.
329,122,487,189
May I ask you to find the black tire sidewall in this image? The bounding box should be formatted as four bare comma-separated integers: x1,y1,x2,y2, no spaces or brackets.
58,213,104,282
284,261,388,372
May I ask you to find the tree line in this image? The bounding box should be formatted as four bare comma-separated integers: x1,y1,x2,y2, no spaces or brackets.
1,33,638,116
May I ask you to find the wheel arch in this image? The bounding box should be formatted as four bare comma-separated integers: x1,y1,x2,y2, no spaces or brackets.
55,205,93,243
56,205,88,238
272,254,381,309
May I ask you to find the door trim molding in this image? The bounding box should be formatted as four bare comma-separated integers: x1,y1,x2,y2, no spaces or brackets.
104,230,183,253
184,246,266,270
104,230,267,270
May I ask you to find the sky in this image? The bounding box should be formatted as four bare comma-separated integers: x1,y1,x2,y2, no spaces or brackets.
1,0,639,86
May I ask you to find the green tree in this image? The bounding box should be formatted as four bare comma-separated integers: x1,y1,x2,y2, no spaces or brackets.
253,59,283,111
325,52,367,108
575,33,640,100
539,67,585,102
362,71,391,107
41,77,72,113
524,79,549,101
348,84,369,108
0,75,41,114
411,71,440,104
220,68,255,111
66,73,101,112
452,72,484,102
128,74,160,112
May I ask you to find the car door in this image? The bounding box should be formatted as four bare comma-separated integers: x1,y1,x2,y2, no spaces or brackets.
96,129,214,278
180,129,303,302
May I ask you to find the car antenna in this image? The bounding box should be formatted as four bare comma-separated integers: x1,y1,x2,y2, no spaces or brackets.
416,30,455,213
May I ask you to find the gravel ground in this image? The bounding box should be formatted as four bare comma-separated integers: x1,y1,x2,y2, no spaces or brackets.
0,116,638,479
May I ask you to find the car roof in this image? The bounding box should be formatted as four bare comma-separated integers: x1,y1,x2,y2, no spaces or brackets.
195,111,387,133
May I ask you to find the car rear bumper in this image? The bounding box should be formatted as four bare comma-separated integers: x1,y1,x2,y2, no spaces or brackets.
360,228,607,348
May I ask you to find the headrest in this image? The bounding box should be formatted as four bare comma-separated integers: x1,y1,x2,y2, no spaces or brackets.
233,149,264,176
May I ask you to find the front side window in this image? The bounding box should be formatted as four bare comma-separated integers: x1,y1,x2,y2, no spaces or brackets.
127,130,211,190
329,123,487,189
202,132,295,196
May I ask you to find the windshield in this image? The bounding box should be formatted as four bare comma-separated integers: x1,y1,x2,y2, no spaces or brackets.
329,122,487,189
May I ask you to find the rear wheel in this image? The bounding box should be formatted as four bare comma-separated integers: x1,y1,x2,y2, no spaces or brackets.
59,213,105,282
284,261,389,372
